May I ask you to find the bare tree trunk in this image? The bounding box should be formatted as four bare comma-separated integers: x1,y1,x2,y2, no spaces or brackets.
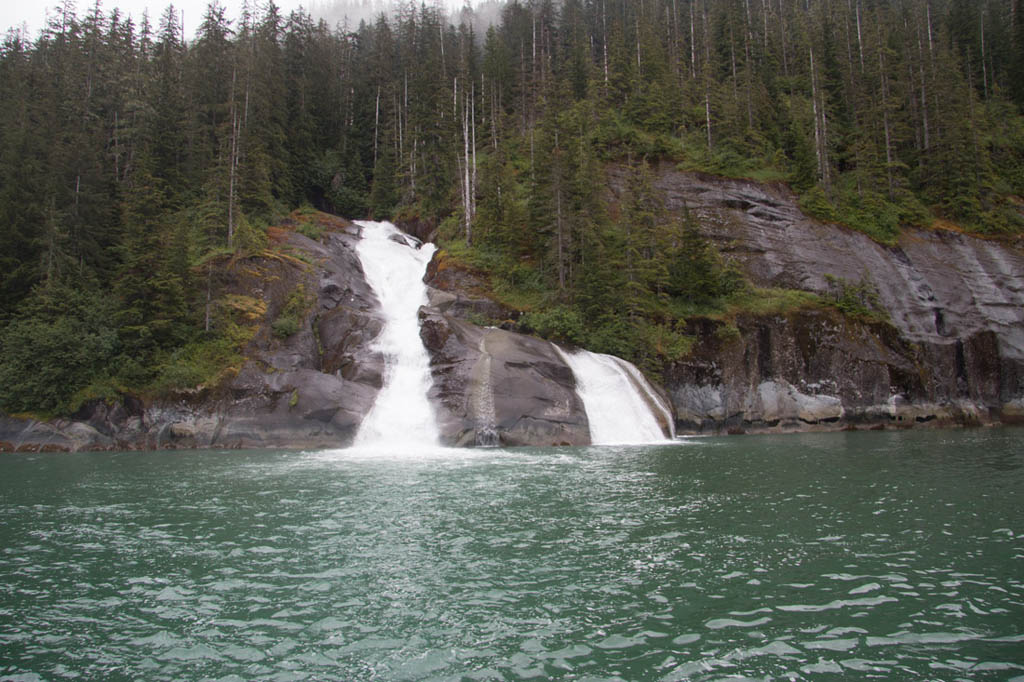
966,53,981,187
471,80,477,220
439,19,445,74
530,125,535,178
403,72,409,171
604,0,610,88
810,47,824,183
779,0,789,77
980,10,989,99
113,110,120,181
730,27,738,103
704,0,713,149
918,27,930,151
845,0,855,82
520,39,527,133
374,84,380,165
228,67,239,247
491,78,498,150
244,17,253,131
879,48,895,199
532,7,537,81
703,0,711,69
204,263,212,333
926,1,934,58
762,0,769,52
743,0,754,128
556,185,565,290
856,0,865,73
671,0,680,77
705,86,713,150
463,91,471,244
636,11,642,75
820,81,830,190
690,1,697,79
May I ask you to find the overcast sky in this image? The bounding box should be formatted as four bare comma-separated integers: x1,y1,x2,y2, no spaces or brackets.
2,0,465,41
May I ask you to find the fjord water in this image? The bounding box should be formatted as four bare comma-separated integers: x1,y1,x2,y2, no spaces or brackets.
352,220,439,448
2,430,1023,680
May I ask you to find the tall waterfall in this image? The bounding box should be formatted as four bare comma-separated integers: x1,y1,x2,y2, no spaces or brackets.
353,221,439,448
558,348,675,445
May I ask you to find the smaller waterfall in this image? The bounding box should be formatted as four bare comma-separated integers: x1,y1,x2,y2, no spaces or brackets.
353,220,439,448
558,348,673,445
471,335,500,447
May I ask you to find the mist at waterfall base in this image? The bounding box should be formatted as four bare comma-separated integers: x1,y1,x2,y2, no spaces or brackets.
3,430,1024,680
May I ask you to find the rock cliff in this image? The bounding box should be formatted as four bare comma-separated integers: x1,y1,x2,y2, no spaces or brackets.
606,165,1024,432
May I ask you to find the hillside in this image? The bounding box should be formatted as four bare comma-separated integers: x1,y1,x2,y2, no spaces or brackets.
2,192,1021,451
1,0,1023,438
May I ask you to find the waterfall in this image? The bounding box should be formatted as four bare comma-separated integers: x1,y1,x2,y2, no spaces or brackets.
353,220,439,448
558,348,674,445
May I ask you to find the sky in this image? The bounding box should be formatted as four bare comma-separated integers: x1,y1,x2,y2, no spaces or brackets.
1,0,299,39
2,0,465,41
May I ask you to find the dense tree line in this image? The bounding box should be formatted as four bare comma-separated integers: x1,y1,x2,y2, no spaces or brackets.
1,0,1022,413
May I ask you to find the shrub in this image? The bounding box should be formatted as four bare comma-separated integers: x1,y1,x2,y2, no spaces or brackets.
272,285,310,339
517,306,586,346
149,336,243,395
824,274,887,321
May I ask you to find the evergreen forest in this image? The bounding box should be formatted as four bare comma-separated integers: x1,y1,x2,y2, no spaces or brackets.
1,0,1023,416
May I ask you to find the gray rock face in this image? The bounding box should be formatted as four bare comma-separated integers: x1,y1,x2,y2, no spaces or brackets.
0,416,111,452
204,227,387,449
617,167,1024,358
423,251,520,324
611,166,1024,432
420,311,590,447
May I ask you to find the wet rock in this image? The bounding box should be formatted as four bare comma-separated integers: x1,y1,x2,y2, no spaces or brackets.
0,416,111,452
421,312,590,447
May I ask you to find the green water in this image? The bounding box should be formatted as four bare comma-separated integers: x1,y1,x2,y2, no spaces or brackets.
1,429,1022,681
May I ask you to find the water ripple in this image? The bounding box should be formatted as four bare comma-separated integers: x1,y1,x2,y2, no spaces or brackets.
1,430,1023,679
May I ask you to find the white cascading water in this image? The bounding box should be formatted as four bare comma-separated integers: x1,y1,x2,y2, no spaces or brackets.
558,348,674,445
353,220,440,448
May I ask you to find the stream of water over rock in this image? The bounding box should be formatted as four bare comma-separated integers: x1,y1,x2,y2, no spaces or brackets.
352,220,439,448
558,347,674,444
